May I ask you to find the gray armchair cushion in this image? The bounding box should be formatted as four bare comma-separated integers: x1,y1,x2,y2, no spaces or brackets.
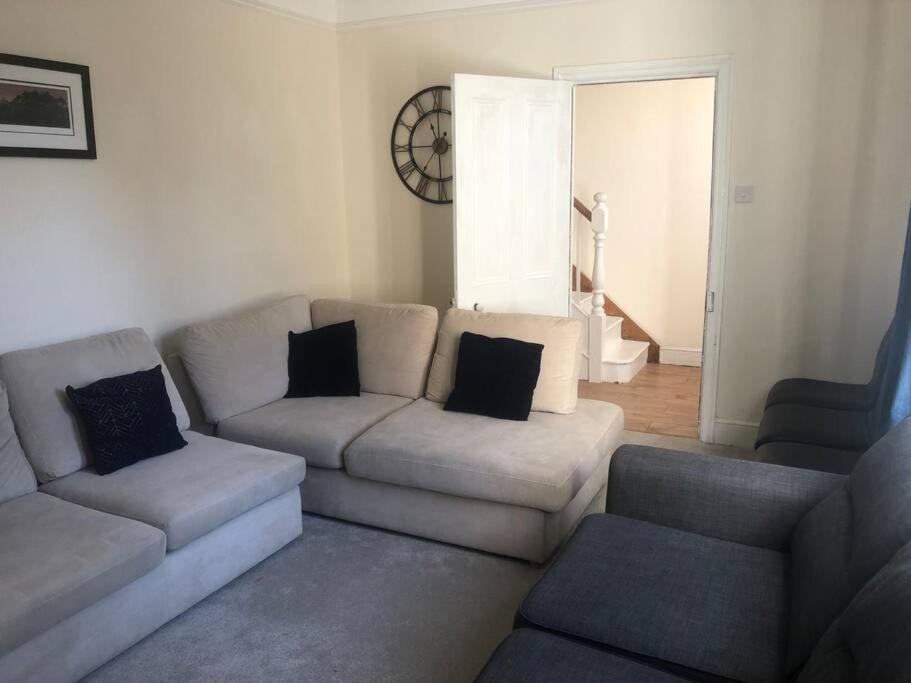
517,514,788,682
607,445,843,551
755,404,873,452
0,492,165,656
0,328,190,483
797,541,911,683
345,398,622,512
177,295,312,424
765,378,871,412
788,417,911,671
217,393,412,469
40,432,306,550
0,382,35,505
753,442,860,475
475,629,688,683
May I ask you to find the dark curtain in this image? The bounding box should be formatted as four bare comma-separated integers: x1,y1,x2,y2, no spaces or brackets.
878,203,911,434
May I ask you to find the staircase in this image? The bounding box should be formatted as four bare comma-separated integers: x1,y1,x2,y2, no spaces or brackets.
572,193,650,384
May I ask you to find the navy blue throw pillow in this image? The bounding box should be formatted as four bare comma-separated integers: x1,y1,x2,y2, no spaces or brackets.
286,320,360,398
66,365,187,475
444,331,543,421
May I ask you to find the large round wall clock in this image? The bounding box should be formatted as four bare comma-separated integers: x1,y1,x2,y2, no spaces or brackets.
390,85,452,204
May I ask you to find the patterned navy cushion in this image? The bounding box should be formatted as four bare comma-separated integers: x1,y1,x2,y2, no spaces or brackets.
66,365,187,475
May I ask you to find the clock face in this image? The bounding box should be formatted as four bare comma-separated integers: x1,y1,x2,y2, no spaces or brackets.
390,85,452,205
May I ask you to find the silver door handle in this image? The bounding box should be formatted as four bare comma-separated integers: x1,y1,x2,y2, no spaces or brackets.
473,303,484,312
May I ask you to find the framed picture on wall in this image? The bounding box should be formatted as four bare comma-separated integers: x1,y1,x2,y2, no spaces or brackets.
0,53,96,159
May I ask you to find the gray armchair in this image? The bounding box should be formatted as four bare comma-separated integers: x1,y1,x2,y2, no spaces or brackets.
478,418,911,682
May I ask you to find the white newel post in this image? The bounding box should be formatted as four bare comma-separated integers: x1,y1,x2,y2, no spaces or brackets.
588,192,608,383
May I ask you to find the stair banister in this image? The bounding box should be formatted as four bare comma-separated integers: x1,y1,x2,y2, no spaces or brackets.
588,192,608,382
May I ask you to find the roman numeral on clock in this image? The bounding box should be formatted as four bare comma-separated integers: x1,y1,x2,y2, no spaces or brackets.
398,159,416,180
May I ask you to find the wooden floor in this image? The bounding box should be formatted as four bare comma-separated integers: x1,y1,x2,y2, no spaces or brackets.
579,363,701,438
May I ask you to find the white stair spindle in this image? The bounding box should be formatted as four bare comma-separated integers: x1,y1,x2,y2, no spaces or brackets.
590,193,608,318
588,192,608,382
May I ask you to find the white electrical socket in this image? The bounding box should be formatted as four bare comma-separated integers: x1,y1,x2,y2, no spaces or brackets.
734,185,754,203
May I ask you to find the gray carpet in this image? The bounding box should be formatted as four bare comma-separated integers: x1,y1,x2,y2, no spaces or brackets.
85,513,542,683
83,431,752,682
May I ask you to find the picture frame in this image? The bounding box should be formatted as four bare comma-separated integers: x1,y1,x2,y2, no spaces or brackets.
0,53,96,159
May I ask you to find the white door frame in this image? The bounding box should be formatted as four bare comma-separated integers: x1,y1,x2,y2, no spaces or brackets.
553,54,734,443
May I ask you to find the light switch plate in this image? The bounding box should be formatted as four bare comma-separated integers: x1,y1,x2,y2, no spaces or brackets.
734,185,754,203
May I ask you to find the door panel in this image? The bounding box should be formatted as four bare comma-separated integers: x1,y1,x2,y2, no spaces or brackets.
453,74,573,316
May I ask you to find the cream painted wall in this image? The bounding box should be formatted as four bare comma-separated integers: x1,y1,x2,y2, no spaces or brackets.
573,78,713,352
1,0,909,433
335,0,911,428
0,0,350,354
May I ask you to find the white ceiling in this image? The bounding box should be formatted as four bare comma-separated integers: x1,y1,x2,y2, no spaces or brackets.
230,0,590,28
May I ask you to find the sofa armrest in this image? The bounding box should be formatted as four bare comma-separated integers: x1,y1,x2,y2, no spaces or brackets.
607,445,845,551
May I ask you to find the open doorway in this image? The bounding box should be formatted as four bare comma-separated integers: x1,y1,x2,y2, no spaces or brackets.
557,58,731,442
450,58,732,442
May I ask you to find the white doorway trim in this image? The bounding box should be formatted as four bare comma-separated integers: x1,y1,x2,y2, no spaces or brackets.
554,54,734,444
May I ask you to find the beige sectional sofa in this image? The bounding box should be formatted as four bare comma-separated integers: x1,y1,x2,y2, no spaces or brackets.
0,329,307,683
178,295,624,563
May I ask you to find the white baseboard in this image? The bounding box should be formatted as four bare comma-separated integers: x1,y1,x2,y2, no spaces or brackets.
659,346,702,367
711,419,758,450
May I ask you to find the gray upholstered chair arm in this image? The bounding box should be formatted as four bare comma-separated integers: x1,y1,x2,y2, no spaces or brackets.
607,445,845,551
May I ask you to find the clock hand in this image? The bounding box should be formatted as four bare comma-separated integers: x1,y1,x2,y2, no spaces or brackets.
421,152,437,176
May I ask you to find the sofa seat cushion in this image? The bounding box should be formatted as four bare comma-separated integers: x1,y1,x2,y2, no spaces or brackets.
218,393,413,469
476,629,689,683
754,442,861,475
756,403,874,452
40,432,306,551
344,398,622,512
0,492,165,656
517,514,789,683
765,378,871,412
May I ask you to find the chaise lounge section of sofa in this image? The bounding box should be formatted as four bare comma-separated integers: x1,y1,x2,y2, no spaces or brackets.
178,295,623,562
0,329,307,683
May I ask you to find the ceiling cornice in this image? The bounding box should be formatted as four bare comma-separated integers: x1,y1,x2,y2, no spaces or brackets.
225,0,337,27
226,0,592,30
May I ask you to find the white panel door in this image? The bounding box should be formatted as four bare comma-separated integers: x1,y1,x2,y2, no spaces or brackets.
452,74,573,317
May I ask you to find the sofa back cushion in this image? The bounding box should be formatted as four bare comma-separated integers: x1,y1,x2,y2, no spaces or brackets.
177,295,312,423
0,382,36,504
0,329,189,483
788,417,911,671
310,299,438,399
425,308,582,414
797,540,911,683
